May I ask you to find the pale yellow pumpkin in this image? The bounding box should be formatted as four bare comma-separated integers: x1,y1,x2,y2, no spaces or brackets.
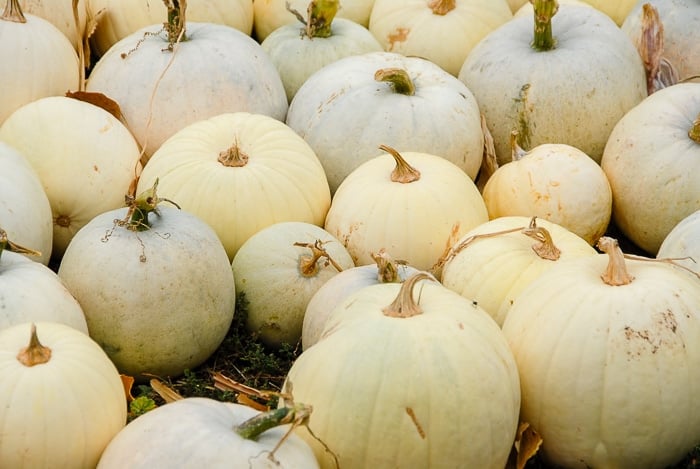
324,145,489,271
580,0,637,25
502,237,700,467
19,0,87,50
482,136,612,244
136,112,331,261
368,0,512,76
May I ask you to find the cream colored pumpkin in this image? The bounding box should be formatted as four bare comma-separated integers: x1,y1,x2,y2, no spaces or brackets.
0,322,126,469
283,274,521,468
580,0,637,25
98,397,319,468
459,1,647,166
622,0,700,86
657,209,700,275
0,96,142,262
19,0,87,50
0,0,80,124
136,112,331,261
58,186,236,380
261,0,383,102
301,249,421,349
253,0,374,41
502,237,700,468
287,51,484,193
482,137,612,244
87,0,254,57
0,141,52,264
232,221,355,348
368,0,512,76
86,20,287,159
324,146,488,271
439,216,596,326
600,82,700,255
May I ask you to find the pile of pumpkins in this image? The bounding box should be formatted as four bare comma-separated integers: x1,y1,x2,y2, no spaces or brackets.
1,0,699,467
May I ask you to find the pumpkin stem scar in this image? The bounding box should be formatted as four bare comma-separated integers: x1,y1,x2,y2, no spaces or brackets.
405,407,426,438
1,0,26,23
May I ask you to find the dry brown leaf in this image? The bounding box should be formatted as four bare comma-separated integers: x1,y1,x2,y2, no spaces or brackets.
506,422,544,469
65,90,124,122
120,374,135,403
150,379,184,403
236,393,270,412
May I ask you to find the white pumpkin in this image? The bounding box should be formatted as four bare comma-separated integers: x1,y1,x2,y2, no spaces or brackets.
482,135,613,244
502,237,700,468
0,141,52,264
0,0,80,124
19,0,87,51
439,216,597,327
283,274,521,468
657,209,700,275
324,145,489,271
87,0,254,57
253,0,374,41
86,16,287,159
0,322,126,469
600,82,700,255
368,0,512,76
287,51,484,193
136,112,331,261
459,0,647,165
261,0,383,102
0,96,142,261
231,221,355,348
0,232,88,333
301,249,421,349
98,397,319,468
58,183,236,379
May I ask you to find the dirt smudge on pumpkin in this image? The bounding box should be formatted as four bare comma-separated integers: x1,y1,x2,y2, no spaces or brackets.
622,309,683,358
387,27,410,51
405,407,426,439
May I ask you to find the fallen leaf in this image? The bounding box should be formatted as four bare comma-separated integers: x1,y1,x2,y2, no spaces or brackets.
120,374,135,403
150,378,183,403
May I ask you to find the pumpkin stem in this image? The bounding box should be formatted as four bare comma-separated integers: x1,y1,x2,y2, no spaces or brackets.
637,3,672,95
1,0,26,22
17,324,52,367
380,144,421,184
371,249,406,283
234,402,312,440
521,219,561,260
427,0,456,16
295,239,344,277
530,0,558,52
374,68,415,96
287,0,339,39
162,0,187,49
510,130,528,161
382,272,435,318
0,228,42,262
218,138,249,167
689,113,700,144
123,178,181,231
597,236,634,286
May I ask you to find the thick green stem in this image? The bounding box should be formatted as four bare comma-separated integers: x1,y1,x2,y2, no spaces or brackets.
689,113,700,143
530,0,558,51
234,403,311,440
1,0,26,22
163,0,187,48
374,68,415,96
304,0,339,38
124,178,180,231
380,144,421,184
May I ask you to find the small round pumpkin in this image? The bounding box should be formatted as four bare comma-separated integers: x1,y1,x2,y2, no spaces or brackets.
482,134,612,245
136,112,331,261
0,322,126,469
324,145,488,271
97,397,319,468
502,237,700,468
232,221,355,348
57,182,236,380
283,274,521,468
